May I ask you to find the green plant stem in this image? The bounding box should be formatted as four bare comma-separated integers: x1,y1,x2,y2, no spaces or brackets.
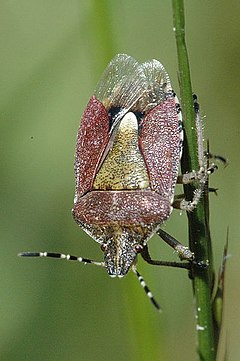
172,1,217,360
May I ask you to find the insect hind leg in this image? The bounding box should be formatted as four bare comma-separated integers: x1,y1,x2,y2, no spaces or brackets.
175,95,219,212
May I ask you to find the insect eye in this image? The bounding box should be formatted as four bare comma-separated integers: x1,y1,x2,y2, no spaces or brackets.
134,244,143,253
101,244,107,252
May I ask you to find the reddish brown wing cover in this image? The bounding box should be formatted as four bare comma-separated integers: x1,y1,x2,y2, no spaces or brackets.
74,96,109,199
140,97,181,199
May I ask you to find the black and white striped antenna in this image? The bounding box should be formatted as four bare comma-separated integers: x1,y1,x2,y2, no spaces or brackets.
18,251,161,311
132,265,161,312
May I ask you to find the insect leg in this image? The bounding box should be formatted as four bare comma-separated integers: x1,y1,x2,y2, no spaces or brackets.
202,145,228,176
204,149,228,167
140,243,192,268
175,95,220,212
18,251,104,267
173,186,219,210
157,229,194,261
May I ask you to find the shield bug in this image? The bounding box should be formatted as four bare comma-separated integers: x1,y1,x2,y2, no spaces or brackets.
19,54,212,310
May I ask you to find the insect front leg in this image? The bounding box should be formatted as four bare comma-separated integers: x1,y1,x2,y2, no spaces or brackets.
140,243,192,270
140,228,194,268
142,231,207,269
157,228,194,261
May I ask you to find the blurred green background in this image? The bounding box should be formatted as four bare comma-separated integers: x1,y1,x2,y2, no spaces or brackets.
1,1,239,360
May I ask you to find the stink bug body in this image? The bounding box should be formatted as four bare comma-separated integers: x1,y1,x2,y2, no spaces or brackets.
20,54,212,310
72,54,184,277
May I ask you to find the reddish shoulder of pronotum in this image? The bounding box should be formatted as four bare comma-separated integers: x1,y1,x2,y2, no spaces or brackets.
19,54,212,311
